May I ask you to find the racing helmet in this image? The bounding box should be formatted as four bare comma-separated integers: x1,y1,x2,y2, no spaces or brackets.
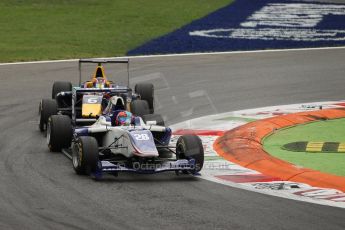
93,77,106,88
115,111,133,126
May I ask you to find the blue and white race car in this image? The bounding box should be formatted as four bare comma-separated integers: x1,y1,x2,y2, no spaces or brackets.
46,95,204,179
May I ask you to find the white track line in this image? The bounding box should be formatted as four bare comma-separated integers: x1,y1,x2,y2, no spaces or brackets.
1,46,345,66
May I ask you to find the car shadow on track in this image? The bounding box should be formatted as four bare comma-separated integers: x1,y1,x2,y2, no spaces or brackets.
88,173,200,183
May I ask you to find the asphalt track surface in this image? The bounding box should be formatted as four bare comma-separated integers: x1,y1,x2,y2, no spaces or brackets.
1,48,345,230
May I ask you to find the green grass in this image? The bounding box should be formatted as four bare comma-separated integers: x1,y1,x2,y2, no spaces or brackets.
263,118,345,177
0,0,232,62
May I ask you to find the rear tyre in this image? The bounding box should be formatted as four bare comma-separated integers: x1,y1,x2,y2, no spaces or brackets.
52,81,72,99
39,99,57,132
135,83,154,114
142,114,165,126
47,115,72,152
176,135,204,173
130,100,150,117
72,136,99,175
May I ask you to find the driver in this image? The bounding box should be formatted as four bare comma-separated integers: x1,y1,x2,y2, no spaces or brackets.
83,65,112,88
102,96,131,126
83,77,110,88
93,77,107,88
115,111,133,126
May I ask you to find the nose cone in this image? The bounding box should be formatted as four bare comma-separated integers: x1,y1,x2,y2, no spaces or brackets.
129,130,159,157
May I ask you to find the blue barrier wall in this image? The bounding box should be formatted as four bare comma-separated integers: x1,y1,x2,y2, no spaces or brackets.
128,0,345,55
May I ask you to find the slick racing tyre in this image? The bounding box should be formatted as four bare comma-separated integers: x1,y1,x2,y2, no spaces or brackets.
135,83,154,114
52,81,72,99
176,135,204,173
142,114,165,126
47,115,72,152
72,136,99,175
130,100,150,117
39,99,57,132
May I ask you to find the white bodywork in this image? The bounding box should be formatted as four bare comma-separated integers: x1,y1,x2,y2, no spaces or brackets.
85,116,166,158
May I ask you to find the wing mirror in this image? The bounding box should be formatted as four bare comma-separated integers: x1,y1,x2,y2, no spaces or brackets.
146,121,157,125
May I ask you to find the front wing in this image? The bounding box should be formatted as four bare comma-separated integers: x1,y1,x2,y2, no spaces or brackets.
98,159,196,174
62,148,197,177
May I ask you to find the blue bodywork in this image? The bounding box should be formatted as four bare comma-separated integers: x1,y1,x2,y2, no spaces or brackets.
128,130,158,155
92,159,197,179
69,117,190,177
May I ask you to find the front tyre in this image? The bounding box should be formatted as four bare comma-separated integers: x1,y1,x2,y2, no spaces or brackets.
176,135,204,173
72,136,99,175
47,115,72,152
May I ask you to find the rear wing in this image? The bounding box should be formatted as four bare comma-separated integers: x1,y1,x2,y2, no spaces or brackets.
78,58,130,86
73,87,131,94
